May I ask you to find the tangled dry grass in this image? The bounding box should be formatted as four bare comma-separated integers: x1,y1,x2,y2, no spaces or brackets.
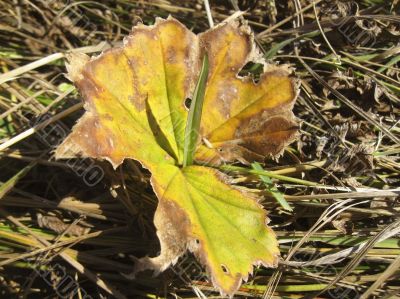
0,0,399,298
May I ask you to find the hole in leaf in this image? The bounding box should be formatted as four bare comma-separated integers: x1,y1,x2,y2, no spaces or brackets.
184,98,192,110
238,61,264,83
221,264,229,274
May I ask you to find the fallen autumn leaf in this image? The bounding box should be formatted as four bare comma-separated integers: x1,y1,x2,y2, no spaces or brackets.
55,16,298,296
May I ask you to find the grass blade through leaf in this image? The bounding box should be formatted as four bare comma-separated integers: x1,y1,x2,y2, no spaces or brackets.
183,53,209,167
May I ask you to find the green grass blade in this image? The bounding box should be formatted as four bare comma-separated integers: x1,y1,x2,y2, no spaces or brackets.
183,53,209,167
0,161,36,200
252,162,293,212
220,164,324,187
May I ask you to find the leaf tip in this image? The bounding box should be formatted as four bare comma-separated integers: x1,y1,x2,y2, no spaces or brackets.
65,52,90,82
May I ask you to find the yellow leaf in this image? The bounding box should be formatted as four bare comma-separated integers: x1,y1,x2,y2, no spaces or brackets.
196,20,298,165
140,163,279,295
56,16,298,297
56,18,199,167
